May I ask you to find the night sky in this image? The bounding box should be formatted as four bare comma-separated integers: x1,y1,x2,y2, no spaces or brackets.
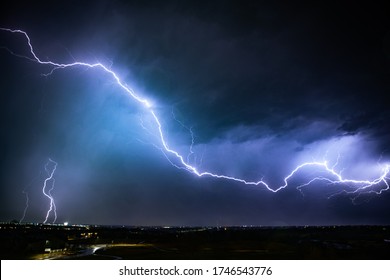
1,1,390,226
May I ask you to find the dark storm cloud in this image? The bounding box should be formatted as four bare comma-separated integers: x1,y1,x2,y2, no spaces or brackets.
99,0,390,147
1,1,390,225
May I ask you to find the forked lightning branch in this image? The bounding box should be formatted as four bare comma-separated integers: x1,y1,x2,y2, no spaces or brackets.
1,28,389,204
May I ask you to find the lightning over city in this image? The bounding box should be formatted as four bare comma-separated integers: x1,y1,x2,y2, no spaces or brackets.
1,1,389,227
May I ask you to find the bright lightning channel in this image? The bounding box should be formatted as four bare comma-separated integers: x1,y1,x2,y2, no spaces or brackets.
1,28,389,200
42,158,58,224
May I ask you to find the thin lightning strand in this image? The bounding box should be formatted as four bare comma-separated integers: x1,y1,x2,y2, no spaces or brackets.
171,109,195,164
2,28,390,199
42,158,58,224
19,170,42,223
19,190,29,223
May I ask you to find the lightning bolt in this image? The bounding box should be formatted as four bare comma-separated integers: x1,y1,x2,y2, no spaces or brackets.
19,170,42,223
1,28,389,201
42,158,58,224
19,190,29,223
171,109,196,165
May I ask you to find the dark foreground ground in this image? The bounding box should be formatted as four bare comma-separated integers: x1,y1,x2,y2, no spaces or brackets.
1,223,389,259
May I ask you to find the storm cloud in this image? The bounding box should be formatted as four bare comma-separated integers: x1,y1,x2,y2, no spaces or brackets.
1,1,389,226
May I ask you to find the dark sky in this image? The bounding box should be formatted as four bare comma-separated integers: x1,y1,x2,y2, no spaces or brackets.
1,1,390,226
